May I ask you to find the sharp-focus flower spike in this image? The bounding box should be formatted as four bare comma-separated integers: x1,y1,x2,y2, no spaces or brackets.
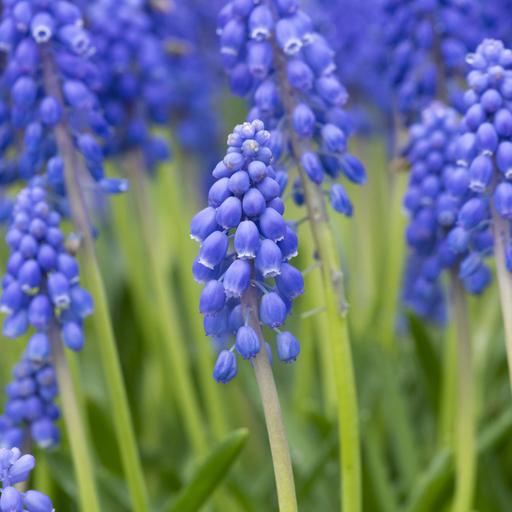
192,120,302,380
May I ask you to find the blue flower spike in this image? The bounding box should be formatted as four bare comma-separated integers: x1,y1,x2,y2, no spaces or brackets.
191,119,303,382
403,102,492,323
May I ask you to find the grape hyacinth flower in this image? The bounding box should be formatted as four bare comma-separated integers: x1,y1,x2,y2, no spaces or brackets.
1,183,93,352
0,346,60,450
155,0,225,171
403,102,491,323
87,0,172,172
0,447,54,512
192,118,300,510
380,0,491,124
191,119,303,382
0,0,126,196
218,0,366,212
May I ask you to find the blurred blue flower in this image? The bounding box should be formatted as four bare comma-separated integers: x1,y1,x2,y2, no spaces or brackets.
1,183,93,350
403,102,491,323
217,0,365,213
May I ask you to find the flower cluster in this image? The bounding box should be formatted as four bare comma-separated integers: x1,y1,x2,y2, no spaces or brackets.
86,0,172,172
1,183,93,351
446,39,512,273
0,0,126,195
380,0,488,124
403,103,491,322
217,0,365,214
0,346,59,450
191,119,303,383
0,448,53,512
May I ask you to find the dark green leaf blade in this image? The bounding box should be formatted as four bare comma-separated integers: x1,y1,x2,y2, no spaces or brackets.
168,428,249,512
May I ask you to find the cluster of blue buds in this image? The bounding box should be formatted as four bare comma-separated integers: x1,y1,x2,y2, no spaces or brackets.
217,0,366,214
446,39,512,274
87,0,172,172
191,119,303,383
1,183,93,351
403,103,492,322
0,0,126,195
0,348,59,450
380,0,489,124
0,448,53,511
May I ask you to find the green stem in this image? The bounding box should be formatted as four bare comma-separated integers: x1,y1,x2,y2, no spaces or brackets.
491,209,512,392
123,152,208,455
42,49,149,511
272,32,361,512
49,323,101,512
305,212,361,512
241,285,298,512
450,274,476,512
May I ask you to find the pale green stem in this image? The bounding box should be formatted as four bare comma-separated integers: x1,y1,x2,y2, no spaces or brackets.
123,151,208,455
49,323,101,512
241,285,298,512
450,274,476,512
41,48,149,511
491,209,512,392
272,30,361,512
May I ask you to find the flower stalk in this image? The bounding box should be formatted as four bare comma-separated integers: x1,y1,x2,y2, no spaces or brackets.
241,284,297,512
450,273,476,512
273,46,362,512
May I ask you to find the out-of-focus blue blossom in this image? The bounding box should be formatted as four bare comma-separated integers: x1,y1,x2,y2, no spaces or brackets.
403,102,491,323
0,0,126,196
217,0,365,214
155,0,226,171
191,119,303,382
0,183,93,351
0,345,60,450
446,39,512,276
86,0,173,172
380,0,495,125
0,447,54,511
305,0,391,123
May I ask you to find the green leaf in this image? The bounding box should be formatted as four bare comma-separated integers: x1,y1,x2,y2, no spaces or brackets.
167,428,249,512
407,313,441,412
